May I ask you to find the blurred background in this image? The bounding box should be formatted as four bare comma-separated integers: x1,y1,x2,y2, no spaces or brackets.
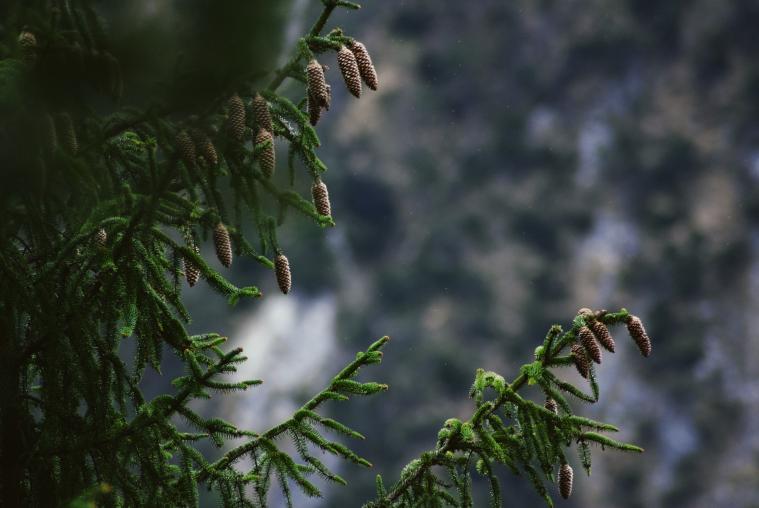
75,0,759,506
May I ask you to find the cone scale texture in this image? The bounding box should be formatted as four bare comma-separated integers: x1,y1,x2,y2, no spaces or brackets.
579,326,602,364
94,228,107,247
337,46,362,98
559,464,573,499
307,59,330,108
275,253,292,294
312,180,331,217
349,40,378,90
185,244,200,287
175,131,196,169
256,129,275,178
213,223,232,268
252,93,273,132
544,398,558,415
571,344,590,379
192,130,218,167
227,94,246,141
626,315,652,357
589,320,615,352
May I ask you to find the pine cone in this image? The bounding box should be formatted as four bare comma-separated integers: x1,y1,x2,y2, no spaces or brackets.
175,130,196,169
94,228,107,247
577,307,593,318
589,320,615,353
626,315,652,357
227,94,246,141
544,398,558,415
312,179,331,217
349,40,378,90
184,244,201,287
191,129,218,167
559,464,573,499
275,253,292,294
307,59,329,108
213,223,232,268
256,128,275,178
58,113,78,155
571,344,590,379
308,93,322,126
579,326,602,364
337,46,362,98
18,31,37,49
252,93,272,132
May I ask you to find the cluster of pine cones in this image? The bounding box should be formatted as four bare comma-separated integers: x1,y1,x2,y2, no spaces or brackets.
569,308,652,379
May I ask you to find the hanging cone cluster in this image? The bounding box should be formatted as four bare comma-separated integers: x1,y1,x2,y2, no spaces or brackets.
312,179,331,217
275,253,292,294
558,464,573,499
191,129,218,167
58,114,78,155
94,228,107,247
626,315,652,357
252,93,273,132
227,94,246,141
256,128,275,178
578,326,602,364
544,398,558,415
349,40,379,90
337,46,362,98
175,130,196,169
213,223,232,268
184,244,201,287
589,319,615,352
571,344,590,379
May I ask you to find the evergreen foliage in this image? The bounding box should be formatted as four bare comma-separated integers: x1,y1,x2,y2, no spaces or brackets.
0,1,651,506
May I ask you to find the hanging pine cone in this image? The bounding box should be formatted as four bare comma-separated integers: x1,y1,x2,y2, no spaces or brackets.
308,93,322,126
571,344,590,379
213,223,233,268
175,130,196,169
94,228,107,247
252,93,273,132
544,398,558,415
337,46,362,98
227,94,246,141
58,113,78,155
577,307,593,318
312,179,331,217
275,253,292,294
559,464,573,499
349,40,378,91
256,128,275,178
184,244,201,287
626,315,652,357
589,319,615,353
307,59,329,108
191,129,218,167
578,326,602,364
18,31,37,49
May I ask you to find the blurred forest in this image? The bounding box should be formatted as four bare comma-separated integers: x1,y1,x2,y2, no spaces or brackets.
4,0,758,506
211,1,758,506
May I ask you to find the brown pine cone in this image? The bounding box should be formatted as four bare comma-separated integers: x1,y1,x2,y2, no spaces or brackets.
579,326,602,364
213,223,232,268
255,128,275,178
337,46,362,98
307,59,330,108
559,464,573,499
544,398,558,415
94,228,107,247
252,93,273,132
58,113,78,155
184,244,201,287
18,31,37,49
275,253,292,294
191,129,218,167
577,307,593,318
571,344,590,379
227,94,246,141
175,130,196,169
626,315,652,357
312,179,331,217
308,93,322,126
589,320,615,353
349,40,378,90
